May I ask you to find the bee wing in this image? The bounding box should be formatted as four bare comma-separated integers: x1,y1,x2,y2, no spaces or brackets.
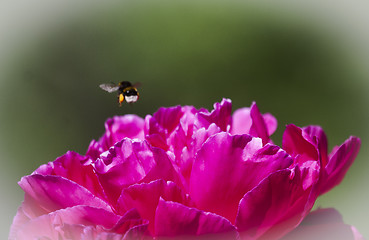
132,82,141,88
99,83,119,93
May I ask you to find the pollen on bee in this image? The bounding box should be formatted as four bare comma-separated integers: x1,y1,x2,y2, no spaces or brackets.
119,94,124,105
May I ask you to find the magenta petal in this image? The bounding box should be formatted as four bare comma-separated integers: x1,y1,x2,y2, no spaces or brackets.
144,106,184,150
249,102,271,145
196,98,232,131
282,208,361,240
34,151,106,200
282,124,319,165
231,105,277,140
303,125,329,167
154,199,239,239
111,208,148,235
319,136,361,195
151,105,184,134
117,180,192,234
190,132,292,222
236,165,320,240
101,115,145,149
94,139,179,204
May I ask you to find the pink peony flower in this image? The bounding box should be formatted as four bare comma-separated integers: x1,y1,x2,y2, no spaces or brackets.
10,99,361,240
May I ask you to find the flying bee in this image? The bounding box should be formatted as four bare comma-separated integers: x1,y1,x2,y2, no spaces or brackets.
99,81,139,106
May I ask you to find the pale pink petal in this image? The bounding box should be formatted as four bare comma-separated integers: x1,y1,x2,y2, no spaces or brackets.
190,132,292,222
282,208,361,240
319,136,361,195
196,98,232,131
236,164,320,240
263,112,278,136
154,199,239,239
352,226,365,240
282,124,319,165
82,226,126,240
94,139,179,204
12,206,121,240
123,224,151,240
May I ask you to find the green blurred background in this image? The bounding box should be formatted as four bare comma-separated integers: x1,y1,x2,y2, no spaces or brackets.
1,0,368,238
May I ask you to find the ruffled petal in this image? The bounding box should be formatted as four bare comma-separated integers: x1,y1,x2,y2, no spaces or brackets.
144,106,184,150
236,164,320,240
94,139,180,204
190,132,293,222
196,98,232,131
319,136,361,195
282,124,319,165
101,115,145,149
154,199,239,239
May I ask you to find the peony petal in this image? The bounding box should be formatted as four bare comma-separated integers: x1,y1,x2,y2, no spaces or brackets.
249,102,271,145
111,208,148,235
282,124,319,165
123,224,151,240
117,180,192,234
282,208,361,240
231,105,277,139
94,139,180,204
177,123,222,190
19,174,112,218
303,125,329,167
101,115,145,149
196,98,232,131
263,112,278,136
86,139,105,161
190,132,292,222
144,106,184,150
82,226,126,240
319,136,361,195
154,199,239,239
231,107,252,136
34,151,106,200
151,105,184,134
236,164,320,240
12,205,121,240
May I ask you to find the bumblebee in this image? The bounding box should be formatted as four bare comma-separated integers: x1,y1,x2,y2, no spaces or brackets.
100,81,139,106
